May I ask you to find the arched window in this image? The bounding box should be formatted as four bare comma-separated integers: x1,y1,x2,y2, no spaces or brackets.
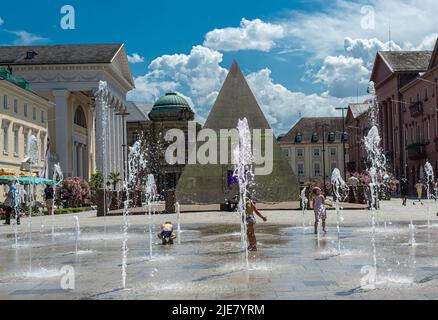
74,106,87,128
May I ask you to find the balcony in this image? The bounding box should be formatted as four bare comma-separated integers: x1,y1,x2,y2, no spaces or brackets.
407,143,427,160
409,101,423,117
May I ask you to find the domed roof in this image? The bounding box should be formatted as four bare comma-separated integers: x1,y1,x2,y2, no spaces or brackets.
149,92,194,121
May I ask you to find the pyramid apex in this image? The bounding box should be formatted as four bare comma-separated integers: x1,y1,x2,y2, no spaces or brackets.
230,59,240,73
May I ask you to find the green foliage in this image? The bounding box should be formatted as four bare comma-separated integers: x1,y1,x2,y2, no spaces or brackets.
108,172,122,191
90,172,104,196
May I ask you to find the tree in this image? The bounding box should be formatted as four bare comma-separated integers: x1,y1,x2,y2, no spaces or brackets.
108,172,122,191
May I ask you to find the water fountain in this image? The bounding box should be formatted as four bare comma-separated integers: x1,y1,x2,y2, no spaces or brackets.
424,162,434,228
145,174,157,260
73,216,81,255
176,202,181,245
121,180,130,289
233,118,254,269
52,163,64,238
331,168,348,255
300,187,308,232
363,82,387,288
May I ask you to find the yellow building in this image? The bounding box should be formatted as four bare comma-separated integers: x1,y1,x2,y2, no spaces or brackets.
278,117,349,187
1,70,53,200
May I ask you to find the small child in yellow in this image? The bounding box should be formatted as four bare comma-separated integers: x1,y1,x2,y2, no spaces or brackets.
158,221,177,245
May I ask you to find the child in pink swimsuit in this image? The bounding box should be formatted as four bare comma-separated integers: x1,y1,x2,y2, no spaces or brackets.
312,187,328,235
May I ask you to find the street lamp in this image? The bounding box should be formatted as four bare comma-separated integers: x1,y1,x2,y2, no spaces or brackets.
336,107,349,181
321,123,329,194
116,108,130,182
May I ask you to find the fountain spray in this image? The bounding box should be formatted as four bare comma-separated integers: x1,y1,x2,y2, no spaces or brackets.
27,134,39,272
331,168,347,255
73,216,81,255
424,162,434,228
145,174,157,260
176,202,181,245
233,118,254,269
364,82,387,287
300,187,308,232
52,163,64,238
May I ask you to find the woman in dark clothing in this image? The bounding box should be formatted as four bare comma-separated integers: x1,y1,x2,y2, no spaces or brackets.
400,177,408,207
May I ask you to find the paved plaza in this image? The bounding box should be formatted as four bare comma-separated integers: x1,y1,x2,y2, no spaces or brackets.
1,199,438,300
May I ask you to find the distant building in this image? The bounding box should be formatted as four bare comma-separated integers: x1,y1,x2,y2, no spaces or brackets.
126,93,201,193
0,44,135,179
346,103,370,174
370,38,438,191
0,69,53,200
278,117,349,187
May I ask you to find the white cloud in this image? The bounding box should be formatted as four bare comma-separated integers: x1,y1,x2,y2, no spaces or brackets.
204,18,285,52
246,68,363,134
128,45,228,122
314,55,371,98
127,53,145,64
5,30,47,45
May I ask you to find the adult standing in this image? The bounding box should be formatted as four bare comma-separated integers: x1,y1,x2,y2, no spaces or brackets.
44,184,55,217
3,180,19,225
400,177,408,207
414,180,424,205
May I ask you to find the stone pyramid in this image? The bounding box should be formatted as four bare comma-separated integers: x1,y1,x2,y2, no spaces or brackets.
175,61,299,204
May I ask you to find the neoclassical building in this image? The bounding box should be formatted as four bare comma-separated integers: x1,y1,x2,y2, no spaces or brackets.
0,44,135,179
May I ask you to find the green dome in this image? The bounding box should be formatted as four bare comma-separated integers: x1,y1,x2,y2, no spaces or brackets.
149,92,194,121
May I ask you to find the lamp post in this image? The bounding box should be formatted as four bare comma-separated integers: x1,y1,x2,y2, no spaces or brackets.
336,107,348,181
116,108,130,182
321,123,329,194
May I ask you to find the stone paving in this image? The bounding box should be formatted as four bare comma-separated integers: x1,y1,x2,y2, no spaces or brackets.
1,199,438,300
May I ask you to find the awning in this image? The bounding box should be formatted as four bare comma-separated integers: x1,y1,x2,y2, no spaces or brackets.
0,176,54,185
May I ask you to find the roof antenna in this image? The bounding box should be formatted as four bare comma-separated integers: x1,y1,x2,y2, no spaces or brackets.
389,23,392,52
357,87,359,103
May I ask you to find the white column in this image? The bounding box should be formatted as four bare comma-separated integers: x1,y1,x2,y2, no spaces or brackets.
94,88,107,176
78,143,83,178
73,142,77,177
116,107,121,174
53,89,70,176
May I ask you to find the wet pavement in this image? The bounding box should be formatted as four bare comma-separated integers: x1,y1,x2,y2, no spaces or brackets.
1,199,438,300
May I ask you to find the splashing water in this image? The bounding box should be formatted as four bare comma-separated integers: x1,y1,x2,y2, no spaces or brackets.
176,202,181,245
52,163,64,239
73,216,81,255
364,82,387,287
121,180,130,289
424,161,434,228
233,118,254,269
300,187,308,231
145,174,157,260
331,168,348,254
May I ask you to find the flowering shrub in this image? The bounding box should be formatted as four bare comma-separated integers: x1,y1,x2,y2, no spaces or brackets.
58,177,91,208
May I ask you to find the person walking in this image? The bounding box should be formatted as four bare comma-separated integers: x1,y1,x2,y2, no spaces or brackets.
312,187,331,235
400,177,408,207
3,180,19,225
414,180,424,205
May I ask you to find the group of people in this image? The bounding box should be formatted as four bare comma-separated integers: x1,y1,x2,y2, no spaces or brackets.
400,177,438,207
1,181,55,226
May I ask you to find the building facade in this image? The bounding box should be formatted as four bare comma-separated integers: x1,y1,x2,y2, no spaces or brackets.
0,44,135,180
1,70,53,200
371,38,438,192
278,117,349,187
346,102,370,174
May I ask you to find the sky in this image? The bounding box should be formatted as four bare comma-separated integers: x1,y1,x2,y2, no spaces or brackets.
1,0,437,134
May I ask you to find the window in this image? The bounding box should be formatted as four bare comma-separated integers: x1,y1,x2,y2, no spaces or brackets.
311,133,319,143
331,162,337,173
296,148,304,157
24,103,28,117
330,148,337,157
32,107,36,120
282,148,289,157
3,95,7,110
295,134,303,143
14,129,19,156
328,132,336,142
314,163,321,176
297,163,305,176
313,148,320,157
40,135,45,160
41,110,45,123
23,130,28,155
132,131,140,142
74,106,87,128
14,99,18,113
3,126,8,154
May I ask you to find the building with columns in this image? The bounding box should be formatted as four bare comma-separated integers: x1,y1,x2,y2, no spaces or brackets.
0,44,135,180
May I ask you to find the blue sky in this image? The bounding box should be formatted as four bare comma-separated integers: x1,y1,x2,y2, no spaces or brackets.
1,0,437,133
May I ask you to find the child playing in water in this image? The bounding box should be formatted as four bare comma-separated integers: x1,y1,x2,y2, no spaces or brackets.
158,221,177,245
312,187,331,235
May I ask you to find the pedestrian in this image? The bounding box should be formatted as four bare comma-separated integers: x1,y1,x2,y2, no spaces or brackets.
400,177,408,207
44,184,54,216
3,180,19,225
414,180,424,205
245,198,267,251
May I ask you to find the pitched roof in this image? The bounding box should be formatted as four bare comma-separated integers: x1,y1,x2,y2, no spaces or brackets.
279,117,345,144
126,101,153,122
0,44,123,65
348,103,369,119
378,51,432,72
